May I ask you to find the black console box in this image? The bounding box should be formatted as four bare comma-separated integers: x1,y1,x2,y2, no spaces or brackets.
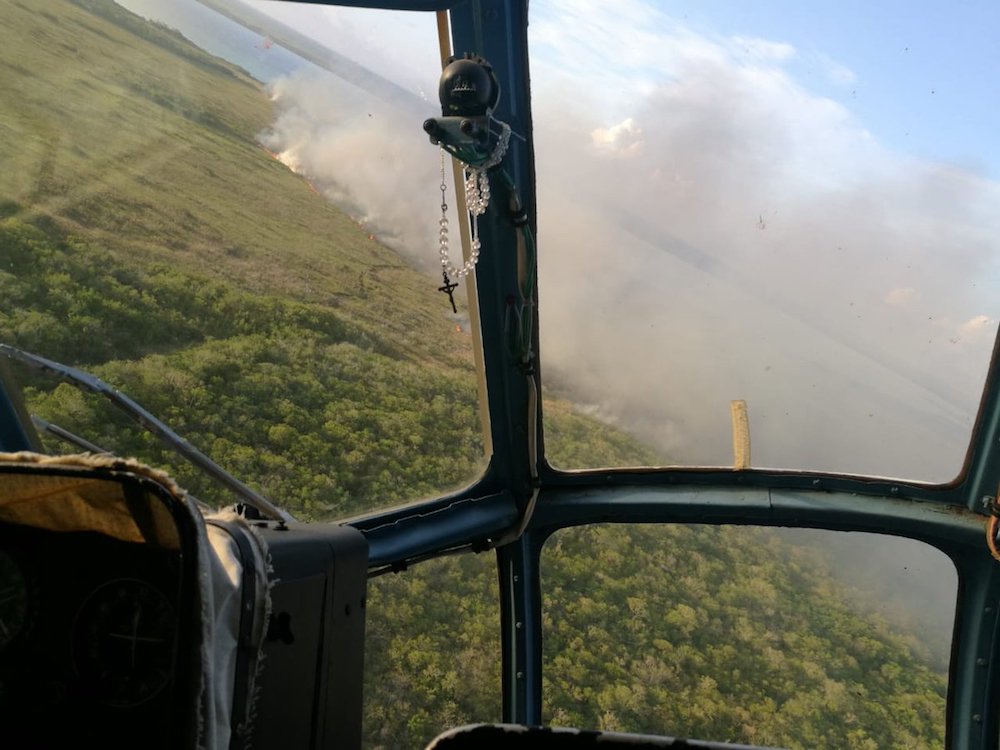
243,521,368,750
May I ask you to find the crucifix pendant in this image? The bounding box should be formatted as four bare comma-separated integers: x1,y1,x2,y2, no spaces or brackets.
439,271,459,313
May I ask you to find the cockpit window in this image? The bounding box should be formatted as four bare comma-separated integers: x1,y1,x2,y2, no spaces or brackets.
0,0,489,518
532,1,1000,482
364,552,501,749
542,524,957,748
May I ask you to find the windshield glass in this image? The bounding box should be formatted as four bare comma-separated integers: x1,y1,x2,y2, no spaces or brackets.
533,0,1000,482
0,0,489,519
542,524,957,748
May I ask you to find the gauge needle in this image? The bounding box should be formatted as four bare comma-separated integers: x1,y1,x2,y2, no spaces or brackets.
107,603,144,670
130,604,141,670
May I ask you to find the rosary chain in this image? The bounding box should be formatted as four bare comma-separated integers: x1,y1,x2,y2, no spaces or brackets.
437,121,511,280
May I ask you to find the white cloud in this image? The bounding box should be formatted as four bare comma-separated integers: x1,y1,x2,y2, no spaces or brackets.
957,314,994,341
591,118,643,155
731,35,796,61
529,0,726,120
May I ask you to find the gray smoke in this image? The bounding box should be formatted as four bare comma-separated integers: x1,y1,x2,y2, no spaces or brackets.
260,71,445,271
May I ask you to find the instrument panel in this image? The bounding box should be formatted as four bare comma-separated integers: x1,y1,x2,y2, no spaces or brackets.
0,521,186,749
0,546,31,650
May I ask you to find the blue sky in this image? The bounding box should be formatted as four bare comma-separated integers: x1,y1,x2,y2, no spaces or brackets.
660,0,1000,179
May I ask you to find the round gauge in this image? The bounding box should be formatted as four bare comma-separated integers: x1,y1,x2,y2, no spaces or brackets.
0,548,29,649
72,578,177,707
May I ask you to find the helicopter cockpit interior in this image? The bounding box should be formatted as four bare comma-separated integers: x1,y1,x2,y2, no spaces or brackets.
1,1,999,749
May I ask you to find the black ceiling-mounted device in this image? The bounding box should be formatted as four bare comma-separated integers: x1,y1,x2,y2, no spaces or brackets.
423,54,501,164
